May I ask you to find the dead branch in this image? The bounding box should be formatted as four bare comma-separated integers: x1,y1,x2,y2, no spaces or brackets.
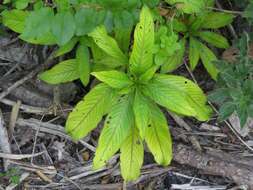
173,143,253,189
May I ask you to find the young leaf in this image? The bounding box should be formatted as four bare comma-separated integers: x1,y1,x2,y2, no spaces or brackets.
133,90,150,139
129,6,154,75
76,44,90,86
120,127,144,181
54,37,79,57
197,41,219,80
89,26,128,66
201,12,234,29
160,38,185,73
39,59,79,84
139,66,158,83
145,103,172,165
197,31,230,49
92,70,133,89
2,9,28,33
93,94,134,169
51,11,76,46
189,37,200,70
66,84,117,140
141,74,211,121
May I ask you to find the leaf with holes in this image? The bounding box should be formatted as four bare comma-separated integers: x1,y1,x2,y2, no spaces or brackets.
129,6,154,75
120,127,144,181
141,74,211,121
93,94,135,169
145,103,172,165
66,84,117,140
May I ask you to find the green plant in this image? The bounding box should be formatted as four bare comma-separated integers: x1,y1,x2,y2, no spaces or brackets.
0,168,21,185
209,34,253,127
1,0,159,86
161,8,234,80
65,6,211,181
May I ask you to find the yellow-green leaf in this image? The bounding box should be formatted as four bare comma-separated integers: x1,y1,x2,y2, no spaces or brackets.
89,26,128,66
201,12,234,29
92,70,133,89
145,103,172,165
39,59,79,84
133,90,150,139
76,44,90,86
93,94,134,169
2,9,28,33
129,6,154,75
197,42,219,80
120,127,144,181
189,37,200,70
197,31,230,49
66,84,117,140
141,74,211,121
54,37,79,57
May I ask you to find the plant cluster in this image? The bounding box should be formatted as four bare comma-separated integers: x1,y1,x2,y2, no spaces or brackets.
2,0,247,182
209,34,253,127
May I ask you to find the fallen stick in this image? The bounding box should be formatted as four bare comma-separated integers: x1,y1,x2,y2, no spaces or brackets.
0,109,11,170
173,143,253,189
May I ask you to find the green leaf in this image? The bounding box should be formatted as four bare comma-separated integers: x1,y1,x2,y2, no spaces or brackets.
189,37,200,70
54,0,70,12
208,88,229,104
142,74,211,121
139,65,158,83
89,26,128,66
54,37,79,57
160,38,185,73
165,0,206,14
14,0,30,10
21,7,54,40
52,11,76,46
66,84,117,140
76,44,90,86
120,127,144,181
2,9,28,33
133,90,150,139
93,94,134,169
39,59,79,84
129,6,154,75
19,32,56,45
218,102,236,121
197,41,219,80
92,70,133,89
145,103,172,165
75,8,106,36
197,31,230,49
201,12,234,29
